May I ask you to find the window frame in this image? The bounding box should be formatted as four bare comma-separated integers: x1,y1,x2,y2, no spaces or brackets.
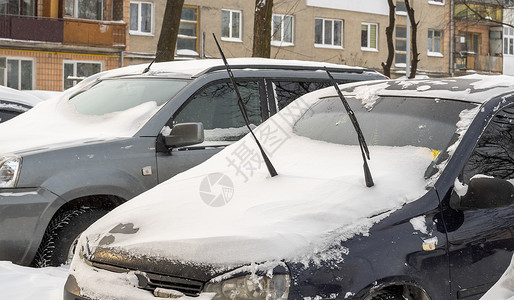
129,1,154,36
395,26,407,66
65,0,104,20
396,1,407,16
271,14,294,47
504,26,514,56
361,22,378,51
428,29,443,57
0,57,35,90
63,60,103,90
177,5,199,54
314,17,343,49
221,9,243,42
428,0,444,5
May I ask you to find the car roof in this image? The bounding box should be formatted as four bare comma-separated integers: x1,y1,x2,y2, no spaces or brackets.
95,58,380,81
340,75,514,104
0,85,43,107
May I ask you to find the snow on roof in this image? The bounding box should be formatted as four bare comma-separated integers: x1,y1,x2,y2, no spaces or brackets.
95,58,366,80
0,85,42,107
341,74,514,104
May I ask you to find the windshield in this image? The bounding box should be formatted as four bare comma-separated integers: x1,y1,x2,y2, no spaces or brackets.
68,78,188,115
294,96,477,154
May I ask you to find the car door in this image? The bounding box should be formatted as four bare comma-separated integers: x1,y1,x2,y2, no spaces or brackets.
156,79,266,183
446,104,514,299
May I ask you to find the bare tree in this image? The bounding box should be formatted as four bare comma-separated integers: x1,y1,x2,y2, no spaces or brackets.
252,0,273,57
405,0,419,78
382,0,396,78
156,0,185,62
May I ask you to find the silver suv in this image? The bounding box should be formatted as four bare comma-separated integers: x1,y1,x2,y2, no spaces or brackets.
0,58,385,267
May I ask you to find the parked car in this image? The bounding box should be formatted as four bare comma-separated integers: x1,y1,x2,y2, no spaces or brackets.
0,85,42,123
0,58,386,267
64,75,514,300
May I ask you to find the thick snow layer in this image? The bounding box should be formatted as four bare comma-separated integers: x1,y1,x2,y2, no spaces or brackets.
0,91,160,154
81,87,437,268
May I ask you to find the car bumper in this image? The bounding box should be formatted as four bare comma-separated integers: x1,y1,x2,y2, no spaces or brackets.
0,187,63,265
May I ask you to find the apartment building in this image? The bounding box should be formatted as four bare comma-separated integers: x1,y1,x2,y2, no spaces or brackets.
0,0,510,91
124,0,451,78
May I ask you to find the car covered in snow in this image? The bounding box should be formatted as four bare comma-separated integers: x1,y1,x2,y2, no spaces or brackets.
0,58,385,268
0,85,42,123
64,75,514,300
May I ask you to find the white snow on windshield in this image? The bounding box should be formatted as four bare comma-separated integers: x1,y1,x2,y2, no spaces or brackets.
0,86,162,154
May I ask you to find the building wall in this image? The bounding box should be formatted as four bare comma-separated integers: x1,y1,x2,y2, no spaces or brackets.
503,8,514,75
0,48,121,90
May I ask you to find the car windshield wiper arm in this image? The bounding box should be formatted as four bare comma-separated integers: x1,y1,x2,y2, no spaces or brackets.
326,69,374,187
213,34,278,178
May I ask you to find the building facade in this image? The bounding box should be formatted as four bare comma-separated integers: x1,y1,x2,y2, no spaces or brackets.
0,0,511,91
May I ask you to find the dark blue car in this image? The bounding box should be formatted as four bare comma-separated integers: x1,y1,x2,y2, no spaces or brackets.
64,76,513,300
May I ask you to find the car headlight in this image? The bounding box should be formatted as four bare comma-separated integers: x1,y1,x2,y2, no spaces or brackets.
203,274,290,300
0,156,21,188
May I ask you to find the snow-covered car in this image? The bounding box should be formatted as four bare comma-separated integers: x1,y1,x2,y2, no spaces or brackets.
0,85,42,123
0,58,386,268
64,75,514,300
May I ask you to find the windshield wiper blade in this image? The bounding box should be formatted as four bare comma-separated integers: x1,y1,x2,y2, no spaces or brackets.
326,68,374,187
213,34,278,178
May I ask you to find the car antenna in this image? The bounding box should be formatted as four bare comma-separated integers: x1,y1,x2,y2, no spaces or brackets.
142,52,159,74
325,68,374,187
213,33,278,178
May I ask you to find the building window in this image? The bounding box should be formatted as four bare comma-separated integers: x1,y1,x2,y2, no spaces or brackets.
361,23,378,51
63,61,102,90
428,29,443,56
130,1,153,35
395,26,407,65
0,0,35,15
0,57,34,90
65,0,103,20
178,5,199,54
396,1,407,15
314,18,343,48
504,26,514,55
221,9,242,41
272,14,294,46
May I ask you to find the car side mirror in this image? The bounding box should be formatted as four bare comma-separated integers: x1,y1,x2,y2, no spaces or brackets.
164,122,204,148
450,177,514,210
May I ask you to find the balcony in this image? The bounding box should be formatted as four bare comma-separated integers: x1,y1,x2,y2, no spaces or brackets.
455,52,503,73
0,14,125,48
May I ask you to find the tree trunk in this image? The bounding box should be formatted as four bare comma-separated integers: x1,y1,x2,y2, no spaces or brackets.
382,0,395,78
252,0,273,58
156,0,185,62
405,0,419,79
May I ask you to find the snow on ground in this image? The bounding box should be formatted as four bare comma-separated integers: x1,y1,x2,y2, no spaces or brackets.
0,261,68,300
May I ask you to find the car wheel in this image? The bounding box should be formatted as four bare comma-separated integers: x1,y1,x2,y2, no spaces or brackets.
32,207,108,267
369,291,406,300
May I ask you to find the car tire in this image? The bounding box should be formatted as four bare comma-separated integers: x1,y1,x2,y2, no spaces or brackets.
32,207,108,267
370,290,405,300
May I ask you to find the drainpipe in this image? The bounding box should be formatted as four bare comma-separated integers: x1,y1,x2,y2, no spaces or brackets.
450,0,454,77
120,51,125,67
406,0,411,77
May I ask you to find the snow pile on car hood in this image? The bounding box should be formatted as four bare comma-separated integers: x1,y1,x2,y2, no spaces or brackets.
82,87,436,266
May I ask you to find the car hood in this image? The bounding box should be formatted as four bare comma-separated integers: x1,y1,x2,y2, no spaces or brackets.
82,91,436,270
0,91,159,155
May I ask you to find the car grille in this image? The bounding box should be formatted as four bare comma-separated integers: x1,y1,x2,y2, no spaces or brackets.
91,261,204,297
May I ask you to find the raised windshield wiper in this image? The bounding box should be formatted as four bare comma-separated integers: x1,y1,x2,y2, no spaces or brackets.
326,69,374,187
213,34,278,178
